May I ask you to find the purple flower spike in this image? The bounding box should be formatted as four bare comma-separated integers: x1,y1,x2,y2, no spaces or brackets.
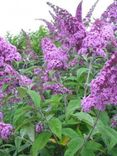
75,1,83,22
82,52,117,112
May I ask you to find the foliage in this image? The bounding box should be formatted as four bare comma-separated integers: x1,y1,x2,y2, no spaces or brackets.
0,1,117,156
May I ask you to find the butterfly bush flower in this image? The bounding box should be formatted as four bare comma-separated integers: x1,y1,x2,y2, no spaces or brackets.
0,122,13,140
82,52,117,112
18,75,32,86
0,36,33,103
101,1,117,24
0,37,21,63
41,37,68,70
75,1,82,22
43,83,72,94
0,112,13,140
79,19,116,57
43,2,86,50
35,123,44,133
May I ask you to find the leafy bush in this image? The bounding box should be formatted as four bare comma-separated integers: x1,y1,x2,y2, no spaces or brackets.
0,1,117,156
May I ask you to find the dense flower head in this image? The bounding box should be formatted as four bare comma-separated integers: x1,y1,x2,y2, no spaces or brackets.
43,83,72,94
79,19,116,57
0,37,21,63
0,122,13,140
82,52,117,112
41,37,68,70
0,36,34,103
18,75,32,86
45,2,86,50
35,123,44,133
0,65,32,104
101,1,117,24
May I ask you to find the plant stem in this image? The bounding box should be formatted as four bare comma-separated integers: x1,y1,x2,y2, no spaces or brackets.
84,57,93,97
77,110,100,156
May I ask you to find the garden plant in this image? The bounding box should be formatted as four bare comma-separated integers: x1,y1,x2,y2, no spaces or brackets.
0,0,117,155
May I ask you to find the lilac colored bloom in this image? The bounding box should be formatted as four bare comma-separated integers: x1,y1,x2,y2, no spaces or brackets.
75,1,82,22
0,36,33,103
35,123,44,133
101,1,117,24
18,75,32,86
46,2,86,50
41,37,68,70
0,37,21,63
79,19,116,57
82,52,117,112
0,122,13,140
43,83,72,94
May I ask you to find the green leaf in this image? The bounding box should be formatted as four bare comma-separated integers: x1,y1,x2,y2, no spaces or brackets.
81,141,102,156
27,89,41,107
15,137,22,152
110,148,117,156
2,84,9,91
97,121,117,150
32,132,51,156
99,111,109,126
62,128,79,138
81,149,95,156
48,118,62,139
13,105,32,127
64,137,83,156
86,141,102,151
77,68,88,79
66,98,81,118
20,124,35,141
18,87,27,98
73,112,94,126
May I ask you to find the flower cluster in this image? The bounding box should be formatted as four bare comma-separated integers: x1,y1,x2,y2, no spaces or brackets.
101,1,117,24
43,2,86,50
79,19,116,57
0,37,32,104
82,52,117,112
43,83,72,94
0,122,13,140
41,37,68,70
75,1,82,22
0,112,13,140
0,37,21,64
35,123,44,133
